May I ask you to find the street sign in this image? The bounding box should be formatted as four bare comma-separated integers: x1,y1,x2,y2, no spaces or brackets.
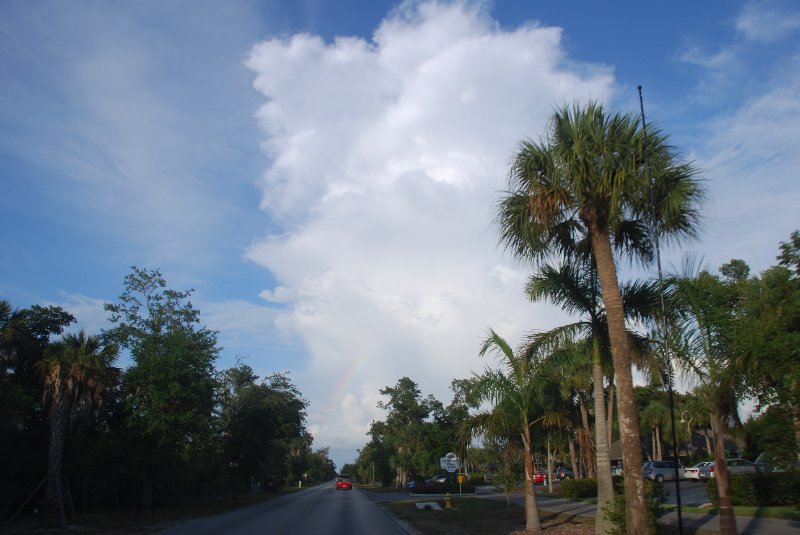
440,453,458,473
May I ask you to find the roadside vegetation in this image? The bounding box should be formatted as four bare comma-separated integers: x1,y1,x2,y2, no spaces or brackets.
1,267,336,530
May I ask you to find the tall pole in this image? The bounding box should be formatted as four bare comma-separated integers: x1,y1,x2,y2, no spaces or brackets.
638,84,684,535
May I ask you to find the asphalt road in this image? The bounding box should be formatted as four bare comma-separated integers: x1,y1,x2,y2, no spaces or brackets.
659,478,712,506
157,484,410,535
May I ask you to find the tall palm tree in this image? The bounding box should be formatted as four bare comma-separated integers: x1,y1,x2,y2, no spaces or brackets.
525,261,660,535
37,330,118,527
497,102,703,533
475,329,545,532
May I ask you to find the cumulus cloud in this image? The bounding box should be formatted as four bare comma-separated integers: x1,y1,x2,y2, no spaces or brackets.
244,0,613,452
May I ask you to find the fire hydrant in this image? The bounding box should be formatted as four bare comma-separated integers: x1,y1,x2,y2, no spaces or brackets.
444,492,452,509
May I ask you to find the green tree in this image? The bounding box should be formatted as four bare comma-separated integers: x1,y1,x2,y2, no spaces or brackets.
641,400,670,462
668,262,746,535
104,267,220,508
377,377,437,487
526,261,660,534
37,331,118,527
474,329,545,532
0,302,76,513
219,364,309,491
497,102,703,533
735,232,800,459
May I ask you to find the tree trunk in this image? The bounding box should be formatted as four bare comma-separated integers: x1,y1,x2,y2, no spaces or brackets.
650,431,656,461
656,426,662,461
703,428,713,456
592,336,615,535
579,398,596,478
46,389,70,528
547,439,554,494
522,427,542,533
590,226,647,535
711,412,738,535
568,432,579,480
606,382,615,450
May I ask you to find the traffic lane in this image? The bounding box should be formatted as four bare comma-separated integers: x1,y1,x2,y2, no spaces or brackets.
661,479,711,506
157,484,410,535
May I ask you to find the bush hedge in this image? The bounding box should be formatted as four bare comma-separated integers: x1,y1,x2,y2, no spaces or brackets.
705,471,800,506
560,477,597,499
604,477,665,535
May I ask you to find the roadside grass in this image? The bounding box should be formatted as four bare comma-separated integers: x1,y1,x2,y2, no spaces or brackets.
2,491,292,534
385,496,593,535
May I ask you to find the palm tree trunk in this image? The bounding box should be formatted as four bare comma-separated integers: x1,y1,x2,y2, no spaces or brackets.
522,426,543,533
568,432,579,479
656,426,662,461
703,427,713,456
547,439,554,494
590,226,647,535
651,431,656,461
579,397,596,477
46,394,70,528
606,382,615,450
593,337,615,535
711,412,738,535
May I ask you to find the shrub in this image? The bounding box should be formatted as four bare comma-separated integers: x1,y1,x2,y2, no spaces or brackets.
706,471,800,506
603,477,665,535
560,478,597,499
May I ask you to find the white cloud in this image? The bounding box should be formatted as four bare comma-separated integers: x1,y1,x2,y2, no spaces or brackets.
244,0,610,452
49,291,110,335
736,1,800,43
694,55,800,271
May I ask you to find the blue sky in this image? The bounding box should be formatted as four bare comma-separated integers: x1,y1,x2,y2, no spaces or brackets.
2,0,798,469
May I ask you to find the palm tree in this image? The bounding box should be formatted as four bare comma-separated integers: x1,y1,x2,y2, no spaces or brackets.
525,261,660,535
475,329,545,532
641,400,670,461
668,265,745,535
37,330,118,527
497,102,703,533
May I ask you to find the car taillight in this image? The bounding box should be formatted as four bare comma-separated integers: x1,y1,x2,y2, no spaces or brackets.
710,466,715,472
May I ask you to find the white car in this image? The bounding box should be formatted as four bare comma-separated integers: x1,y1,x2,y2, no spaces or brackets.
683,461,711,481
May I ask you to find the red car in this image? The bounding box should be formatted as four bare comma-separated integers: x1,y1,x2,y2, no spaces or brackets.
533,471,547,484
336,475,352,490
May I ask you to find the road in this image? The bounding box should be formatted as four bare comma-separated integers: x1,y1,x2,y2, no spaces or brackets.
157,484,410,535
661,478,712,506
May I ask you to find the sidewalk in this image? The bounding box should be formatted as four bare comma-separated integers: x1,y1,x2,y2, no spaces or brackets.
483,493,800,534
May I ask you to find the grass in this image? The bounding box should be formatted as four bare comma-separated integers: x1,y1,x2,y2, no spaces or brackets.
2,492,289,534
384,496,593,535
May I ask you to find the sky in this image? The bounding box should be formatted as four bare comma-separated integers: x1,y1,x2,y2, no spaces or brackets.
2,0,799,470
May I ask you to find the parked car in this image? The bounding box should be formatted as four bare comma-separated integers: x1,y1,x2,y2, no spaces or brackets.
698,458,756,481
555,467,574,479
754,453,800,473
643,461,684,482
533,471,548,484
683,461,712,481
432,474,449,483
336,475,352,490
